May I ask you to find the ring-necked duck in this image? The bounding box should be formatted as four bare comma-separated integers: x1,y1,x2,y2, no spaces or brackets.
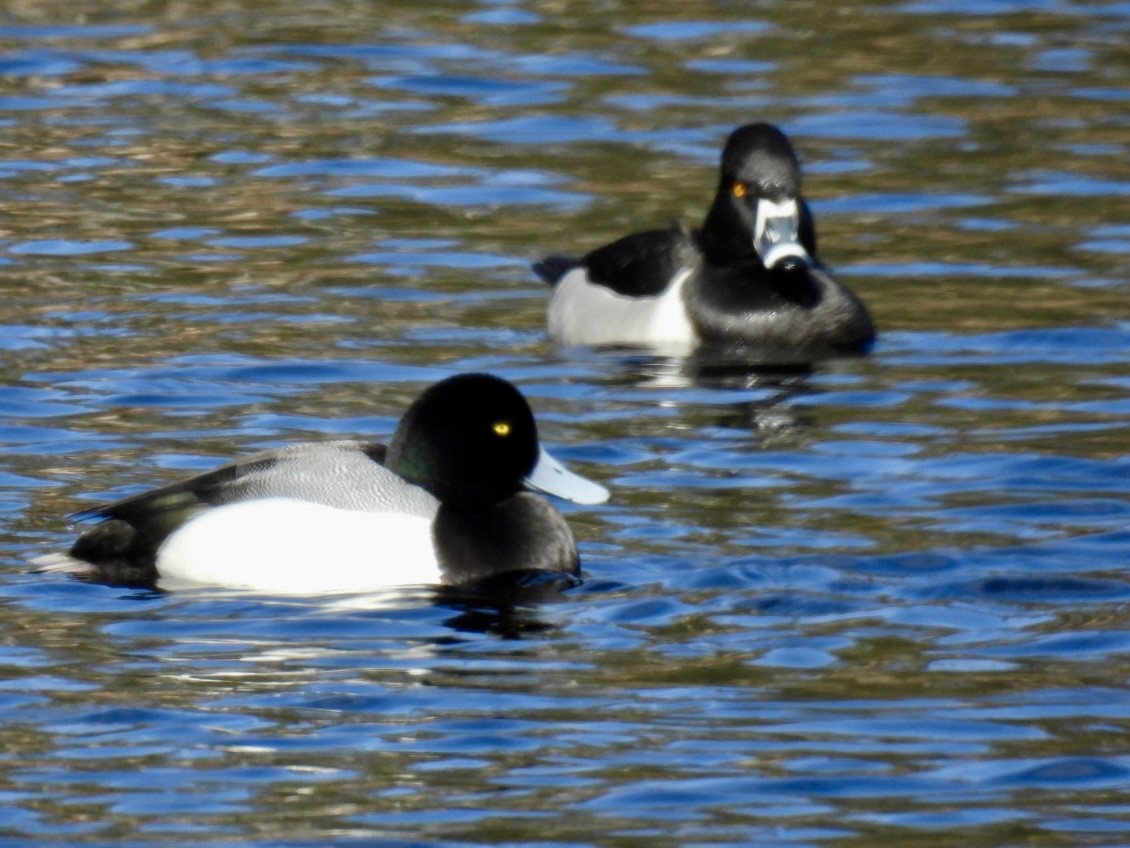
43,374,609,594
535,123,874,354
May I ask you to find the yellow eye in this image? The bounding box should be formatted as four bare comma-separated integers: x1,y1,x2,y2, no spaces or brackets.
732,182,748,198
492,421,511,437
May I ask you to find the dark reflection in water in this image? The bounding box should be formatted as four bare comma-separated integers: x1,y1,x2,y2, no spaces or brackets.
437,569,584,638
605,348,822,439
613,347,818,387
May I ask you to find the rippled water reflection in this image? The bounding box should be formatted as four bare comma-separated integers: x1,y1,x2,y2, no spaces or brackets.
1,1,1129,846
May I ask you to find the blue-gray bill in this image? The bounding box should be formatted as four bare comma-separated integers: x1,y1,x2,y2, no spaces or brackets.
754,197,811,270
524,447,610,505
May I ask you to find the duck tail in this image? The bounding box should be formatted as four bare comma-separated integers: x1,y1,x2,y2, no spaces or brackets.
532,256,581,286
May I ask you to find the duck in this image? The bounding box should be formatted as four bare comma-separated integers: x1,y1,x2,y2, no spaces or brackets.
535,122,875,355
43,373,609,594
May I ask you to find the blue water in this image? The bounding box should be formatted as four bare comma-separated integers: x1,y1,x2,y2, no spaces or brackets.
2,2,1129,846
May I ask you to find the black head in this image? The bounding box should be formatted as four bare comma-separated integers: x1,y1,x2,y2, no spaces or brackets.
721,123,802,200
700,123,815,269
386,374,540,509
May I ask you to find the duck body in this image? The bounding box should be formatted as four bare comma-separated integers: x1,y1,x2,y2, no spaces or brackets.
537,123,875,355
53,375,608,594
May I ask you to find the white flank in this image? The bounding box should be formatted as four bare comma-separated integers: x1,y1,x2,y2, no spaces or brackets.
547,266,698,350
156,498,441,594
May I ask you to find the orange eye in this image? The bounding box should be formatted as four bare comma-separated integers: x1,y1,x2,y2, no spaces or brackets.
492,421,511,437
732,182,748,198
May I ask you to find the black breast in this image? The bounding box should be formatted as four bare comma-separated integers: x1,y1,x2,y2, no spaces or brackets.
686,262,875,352
432,493,579,584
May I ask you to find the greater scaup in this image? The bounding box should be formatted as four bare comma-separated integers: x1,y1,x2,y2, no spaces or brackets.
42,374,609,594
535,122,875,354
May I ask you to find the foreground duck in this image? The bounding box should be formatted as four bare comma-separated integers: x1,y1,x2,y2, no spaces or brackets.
44,374,609,594
535,122,874,354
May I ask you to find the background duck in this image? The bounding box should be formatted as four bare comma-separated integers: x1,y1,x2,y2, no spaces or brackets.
536,122,875,355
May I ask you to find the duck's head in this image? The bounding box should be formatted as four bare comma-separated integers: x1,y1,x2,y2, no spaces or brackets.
701,123,815,271
386,374,608,510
